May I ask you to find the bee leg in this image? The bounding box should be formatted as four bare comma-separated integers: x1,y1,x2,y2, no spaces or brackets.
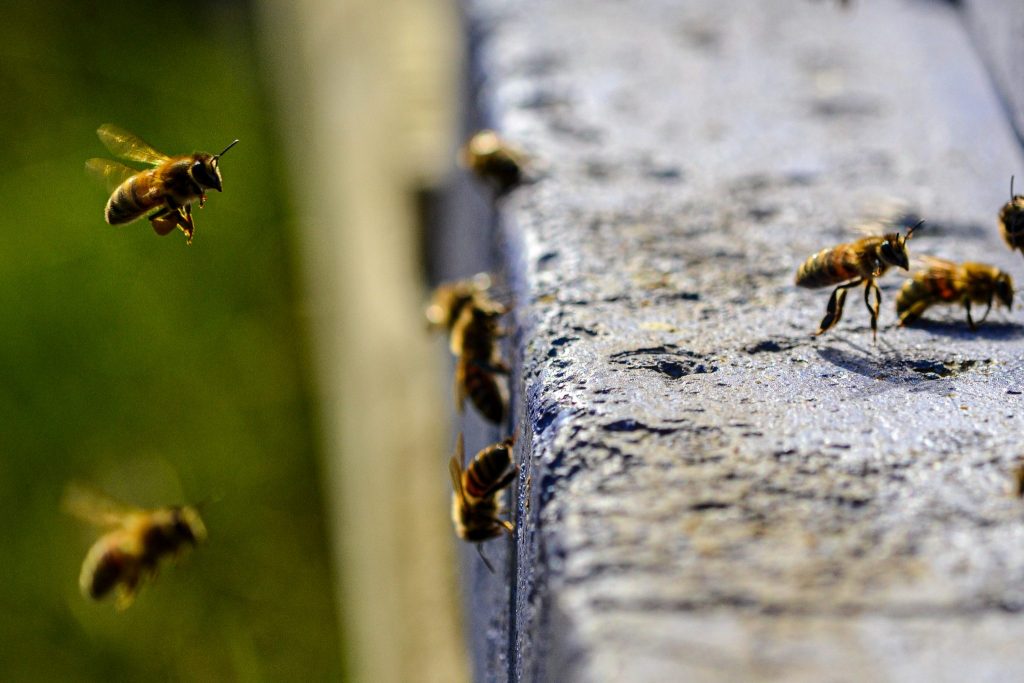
898,301,927,327
865,279,882,342
199,193,207,209
977,298,993,327
177,205,196,245
476,544,496,574
815,279,860,336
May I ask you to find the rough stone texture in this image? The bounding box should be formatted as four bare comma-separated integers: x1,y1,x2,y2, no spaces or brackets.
457,1,1024,681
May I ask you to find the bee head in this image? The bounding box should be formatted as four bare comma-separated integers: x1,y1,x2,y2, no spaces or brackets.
172,506,208,546
880,220,923,271
996,271,1015,309
879,234,909,270
191,139,239,192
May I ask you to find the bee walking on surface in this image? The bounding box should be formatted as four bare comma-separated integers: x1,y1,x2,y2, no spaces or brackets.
999,176,1024,257
460,130,526,195
896,257,1014,330
449,433,516,572
795,220,921,340
451,296,509,424
86,124,238,245
64,485,207,610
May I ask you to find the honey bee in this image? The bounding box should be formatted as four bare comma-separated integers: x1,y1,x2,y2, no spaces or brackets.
425,273,498,333
460,130,526,195
999,176,1024,257
896,257,1014,330
449,433,516,572
64,485,206,610
795,220,922,340
451,298,509,423
86,124,238,245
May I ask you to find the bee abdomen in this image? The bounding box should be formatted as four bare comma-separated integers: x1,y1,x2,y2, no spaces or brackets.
795,247,854,288
458,360,506,424
895,278,935,317
105,175,154,225
465,448,513,499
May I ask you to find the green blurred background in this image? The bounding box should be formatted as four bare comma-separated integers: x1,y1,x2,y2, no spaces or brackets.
0,1,344,679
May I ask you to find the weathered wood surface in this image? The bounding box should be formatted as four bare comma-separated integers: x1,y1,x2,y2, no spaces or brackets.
457,0,1024,680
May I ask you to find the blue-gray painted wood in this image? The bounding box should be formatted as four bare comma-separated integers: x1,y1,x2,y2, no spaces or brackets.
453,0,1024,680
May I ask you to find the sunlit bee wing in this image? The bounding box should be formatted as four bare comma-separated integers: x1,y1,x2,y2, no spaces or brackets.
449,434,469,506
85,158,138,193
852,199,921,237
63,483,140,528
96,124,171,166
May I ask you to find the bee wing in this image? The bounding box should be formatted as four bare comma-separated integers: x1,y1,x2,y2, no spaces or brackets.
449,435,469,505
85,158,138,193
96,124,171,166
851,200,921,237
63,483,139,528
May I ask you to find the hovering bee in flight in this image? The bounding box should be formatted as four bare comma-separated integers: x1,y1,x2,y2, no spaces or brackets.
64,485,207,610
449,433,516,572
896,257,1014,330
999,176,1024,258
86,124,238,245
460,130,527,195
795,220,922,340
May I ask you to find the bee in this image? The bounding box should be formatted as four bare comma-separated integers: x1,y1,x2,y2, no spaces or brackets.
795,220,922,340
64,485,206,610
896,257,1014,330
999,176,1024,257
460,130,526,195
86,124,239,245
425,273,498,333
449,433,516,572
451,298,509,423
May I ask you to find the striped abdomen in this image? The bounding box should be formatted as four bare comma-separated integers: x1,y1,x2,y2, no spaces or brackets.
105,170,163,224
795,239,877,289
463,438,514,500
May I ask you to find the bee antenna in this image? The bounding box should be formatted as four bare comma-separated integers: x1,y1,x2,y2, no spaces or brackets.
214,139,240,160
905,219,924,241
1012,175,1016,200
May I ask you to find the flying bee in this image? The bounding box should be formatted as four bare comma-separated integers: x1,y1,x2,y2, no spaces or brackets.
896,256,1014,330
460,130,526,195
999,175,1024,257
64,485,207,610
451,298,509,423
425,273,499,333
86,124,238,245
795,220,922,340
449,433,516,572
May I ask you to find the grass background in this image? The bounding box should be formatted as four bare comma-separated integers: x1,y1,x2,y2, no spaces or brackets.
0,1,343,679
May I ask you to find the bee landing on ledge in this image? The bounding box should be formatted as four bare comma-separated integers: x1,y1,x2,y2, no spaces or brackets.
64,485,207,610
86,124,238,245
795,220,922,341
449,433,516,573
896,257,1014,330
